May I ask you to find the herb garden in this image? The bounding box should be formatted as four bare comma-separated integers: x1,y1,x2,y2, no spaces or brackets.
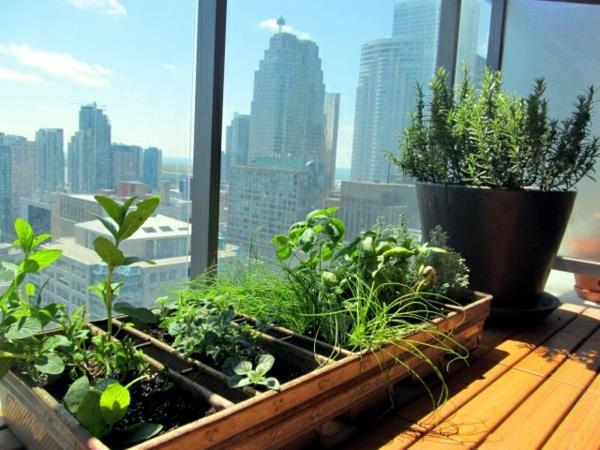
0,194,491,450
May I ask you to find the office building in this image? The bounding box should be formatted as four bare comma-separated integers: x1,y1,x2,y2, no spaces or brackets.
68,103,112,193
351,0,441,183
112,144,143,187
143,147,162,192
36,128,65,196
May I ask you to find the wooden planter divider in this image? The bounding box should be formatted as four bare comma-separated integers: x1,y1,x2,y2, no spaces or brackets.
0,291,492,450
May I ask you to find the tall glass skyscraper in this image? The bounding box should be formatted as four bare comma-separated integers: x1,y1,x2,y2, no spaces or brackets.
68,103,112,193
143,147,163,192
36,128,64,196
227,20,329,260
351,0,441,183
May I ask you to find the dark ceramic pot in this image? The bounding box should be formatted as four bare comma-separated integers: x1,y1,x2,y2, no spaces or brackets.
416,182,576,310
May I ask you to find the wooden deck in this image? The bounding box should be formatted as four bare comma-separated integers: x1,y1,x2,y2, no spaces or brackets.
1,303,599,450
340,303,600,450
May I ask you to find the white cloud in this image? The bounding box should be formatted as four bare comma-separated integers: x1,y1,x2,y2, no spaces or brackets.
161,63,181,74
0,66,49,85
0,43,114,88
69,0,126,16
258,18,310,40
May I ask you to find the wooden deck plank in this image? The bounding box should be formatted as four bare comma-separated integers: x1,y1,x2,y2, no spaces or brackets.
478,328,600,448
394,311,596,448
543,386,600,449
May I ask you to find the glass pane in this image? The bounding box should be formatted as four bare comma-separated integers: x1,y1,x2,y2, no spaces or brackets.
221,0,448,266
502,1,600,265
455,0,492,85
0,1,196,318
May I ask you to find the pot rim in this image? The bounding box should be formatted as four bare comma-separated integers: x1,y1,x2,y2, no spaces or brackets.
415,181,577,195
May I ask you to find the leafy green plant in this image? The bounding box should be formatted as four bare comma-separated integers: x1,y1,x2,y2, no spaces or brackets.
0,218,70,379
89,195,159,378
227,354,280,391
390,66,600,190
64,374,161,442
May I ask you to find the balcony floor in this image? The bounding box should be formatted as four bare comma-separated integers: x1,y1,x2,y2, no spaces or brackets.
340,302,600,449
1,302,599,450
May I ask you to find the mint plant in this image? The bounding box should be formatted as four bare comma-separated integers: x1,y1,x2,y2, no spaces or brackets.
0,218,71,379
227,354,280,391
89,195,159,378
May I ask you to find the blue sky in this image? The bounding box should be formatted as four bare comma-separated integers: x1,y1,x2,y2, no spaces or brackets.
0,0,489,168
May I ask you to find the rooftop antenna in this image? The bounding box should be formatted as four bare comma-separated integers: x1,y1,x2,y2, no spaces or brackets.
276,16,286,33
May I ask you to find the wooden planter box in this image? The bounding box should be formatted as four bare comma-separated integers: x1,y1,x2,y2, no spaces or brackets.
0,291,492,450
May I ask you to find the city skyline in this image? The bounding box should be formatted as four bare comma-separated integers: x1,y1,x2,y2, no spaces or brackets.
1,0,491,168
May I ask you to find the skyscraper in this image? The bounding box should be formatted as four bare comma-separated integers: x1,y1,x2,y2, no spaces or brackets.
226,113,250,167
68,103,112,192
113,144,143,187
351,0,441,183
0,146,12,242
247,22,325,164
36,128,64,195
143,147,162,192
324,92,341,192
227,19,329,259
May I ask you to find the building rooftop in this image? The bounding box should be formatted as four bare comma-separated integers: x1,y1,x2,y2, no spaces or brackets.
76,214,189,240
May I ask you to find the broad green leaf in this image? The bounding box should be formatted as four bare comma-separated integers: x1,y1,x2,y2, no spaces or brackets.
274,244,292,260
119,423,163,445
5,316,42,340
263,377,281,391
360,236,374,253
41,335,70,352
329,217,346,241
120,196,138,221
0,357,14,379
14,218,34,252
228,375,252,388
25,282,36,297
119,196,160,241
93,237,125,266
307,209,327,220
233,360,252,375
95,216,119,240
95,377,119,392
78,390,109,438
95,196,121,224
64,375,90,414
123,256,155,266
99,383,130,424
382,247,414,258
34,352,65,374
299,228,316,251
255,354,275,375
31,233,51,248
28,249,62,271
320,244,333,261
272,235,289,247
114,302,158,324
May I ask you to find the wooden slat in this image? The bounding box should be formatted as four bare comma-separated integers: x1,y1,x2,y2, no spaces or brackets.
543,379,600,449
404,310,598,448
0,428,24,450
479,328,600,448
341,304,585,450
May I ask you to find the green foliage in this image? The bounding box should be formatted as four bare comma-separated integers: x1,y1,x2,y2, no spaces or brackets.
64,375,161,442
391,66,600,190
228,354,281,391
161,299,252,367
91,195,159,377
0,219,71,379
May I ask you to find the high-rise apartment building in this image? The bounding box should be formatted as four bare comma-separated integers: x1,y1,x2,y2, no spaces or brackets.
227,20,330,259
68,103,112,192
143,147,162,192
0,146,12,242
10,139,40,211
351,0,441,183
36,128,64,196
112,144,143,187
226,113,250,168
324,92,341,192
